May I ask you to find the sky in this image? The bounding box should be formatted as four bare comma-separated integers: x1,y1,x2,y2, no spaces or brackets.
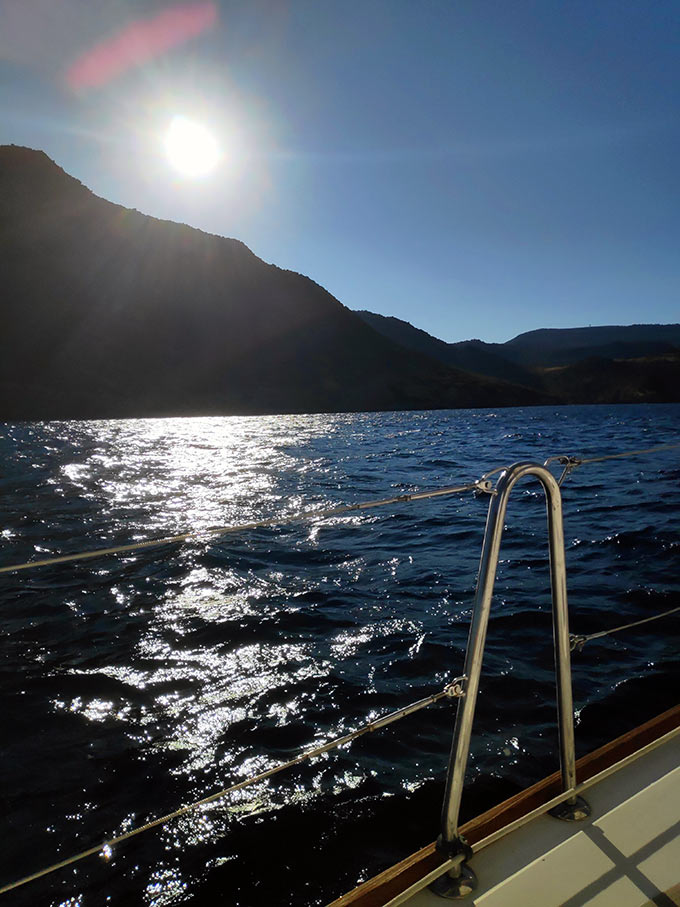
1,0,678,343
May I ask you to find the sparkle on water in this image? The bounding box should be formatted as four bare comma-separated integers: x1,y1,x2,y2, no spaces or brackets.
1,406,678,905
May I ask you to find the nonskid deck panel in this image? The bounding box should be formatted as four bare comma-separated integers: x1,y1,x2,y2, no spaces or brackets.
330,704,680,907
407,731,680,906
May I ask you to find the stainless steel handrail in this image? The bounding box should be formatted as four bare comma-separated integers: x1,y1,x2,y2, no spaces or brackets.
434,462,588,896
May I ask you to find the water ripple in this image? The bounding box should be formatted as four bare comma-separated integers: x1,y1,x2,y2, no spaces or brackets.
0,404,678,906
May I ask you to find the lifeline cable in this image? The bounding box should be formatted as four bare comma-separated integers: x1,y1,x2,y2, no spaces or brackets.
571,604,680,651
0,678,465,895
544,440,680,484
1,440,678,577
578,441,680,465
0,481,481,575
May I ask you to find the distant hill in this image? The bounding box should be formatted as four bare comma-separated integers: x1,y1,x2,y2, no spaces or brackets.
541,351,680,404
356,312,680,404
503,324,680,368
0,145,548,419
355,311,540,388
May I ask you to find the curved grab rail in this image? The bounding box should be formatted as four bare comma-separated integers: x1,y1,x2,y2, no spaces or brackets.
439,462,582,860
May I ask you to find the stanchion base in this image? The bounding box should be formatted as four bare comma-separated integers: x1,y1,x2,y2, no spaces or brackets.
429,863,477,899
549,794,591,821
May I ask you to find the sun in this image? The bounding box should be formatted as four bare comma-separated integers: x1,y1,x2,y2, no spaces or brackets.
164,116,220,177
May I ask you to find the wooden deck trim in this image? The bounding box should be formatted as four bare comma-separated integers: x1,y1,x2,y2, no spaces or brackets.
328,704,680,907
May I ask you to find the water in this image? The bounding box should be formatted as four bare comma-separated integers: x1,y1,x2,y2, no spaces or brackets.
1,404,678,906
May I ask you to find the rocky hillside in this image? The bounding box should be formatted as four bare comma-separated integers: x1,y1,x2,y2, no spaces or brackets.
502,324,680,368
355,311,539,388
540,351,680,404
0,146,547,420
356,312,680,404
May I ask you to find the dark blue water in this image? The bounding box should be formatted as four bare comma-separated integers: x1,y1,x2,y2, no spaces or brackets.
1,405,678,906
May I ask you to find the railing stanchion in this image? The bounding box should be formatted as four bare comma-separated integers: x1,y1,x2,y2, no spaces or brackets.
432,462,590,899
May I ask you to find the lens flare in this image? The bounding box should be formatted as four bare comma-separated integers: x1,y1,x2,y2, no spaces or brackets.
65,3,218,91
165,116,220,177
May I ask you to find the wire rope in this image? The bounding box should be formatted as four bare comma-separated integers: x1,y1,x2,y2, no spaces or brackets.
0,679,464,895
571,604,680,650
0,481,480,575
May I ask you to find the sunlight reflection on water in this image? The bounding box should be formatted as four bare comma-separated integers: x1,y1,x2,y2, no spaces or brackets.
1,405,678,905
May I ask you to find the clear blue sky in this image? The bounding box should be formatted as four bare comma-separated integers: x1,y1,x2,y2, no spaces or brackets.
1,0,678,342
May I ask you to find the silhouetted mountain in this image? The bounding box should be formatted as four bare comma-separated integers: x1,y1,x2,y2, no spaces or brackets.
539,351,680,404
356,312,680,403
503,325,680,368
0,146,549,420
355,312,539,387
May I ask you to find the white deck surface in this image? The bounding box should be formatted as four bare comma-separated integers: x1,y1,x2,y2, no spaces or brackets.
404,734,680,907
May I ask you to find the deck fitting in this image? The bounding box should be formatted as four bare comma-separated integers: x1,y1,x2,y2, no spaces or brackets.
429,862,477,899
549,794,591,821
430,835,477,899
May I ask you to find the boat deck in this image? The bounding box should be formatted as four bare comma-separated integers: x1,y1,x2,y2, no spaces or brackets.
405,732,680,907
331,708,680,907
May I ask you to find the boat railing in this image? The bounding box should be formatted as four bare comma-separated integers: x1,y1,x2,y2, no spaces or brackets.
434,461,591,898
0,441,678,899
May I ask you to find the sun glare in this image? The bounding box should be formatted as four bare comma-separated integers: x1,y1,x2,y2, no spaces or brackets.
165,116,220,177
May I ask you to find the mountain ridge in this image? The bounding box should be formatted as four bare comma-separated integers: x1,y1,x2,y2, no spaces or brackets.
355,311,680,403
3,145,677,419
0,145,549,419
